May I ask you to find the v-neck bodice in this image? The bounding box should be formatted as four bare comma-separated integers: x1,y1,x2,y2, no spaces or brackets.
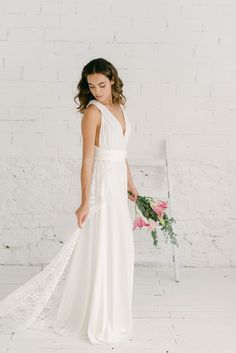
86,99,132,151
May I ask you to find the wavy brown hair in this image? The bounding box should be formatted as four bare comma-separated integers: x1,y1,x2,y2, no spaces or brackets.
74,58,126,114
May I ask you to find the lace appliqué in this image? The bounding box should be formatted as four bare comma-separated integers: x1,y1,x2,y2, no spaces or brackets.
0,159,114,334
87,159,113,219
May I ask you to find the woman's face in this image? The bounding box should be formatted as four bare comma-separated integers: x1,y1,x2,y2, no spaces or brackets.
87,73,114,102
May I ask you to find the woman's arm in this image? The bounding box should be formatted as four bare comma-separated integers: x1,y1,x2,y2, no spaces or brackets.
126,158,139,202
75,105,100,228
80,105,100,205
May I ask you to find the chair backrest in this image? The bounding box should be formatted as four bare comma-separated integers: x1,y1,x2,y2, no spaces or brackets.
128,133,172,201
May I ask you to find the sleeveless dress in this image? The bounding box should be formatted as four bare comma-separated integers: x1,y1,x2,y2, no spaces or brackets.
0,99,135,345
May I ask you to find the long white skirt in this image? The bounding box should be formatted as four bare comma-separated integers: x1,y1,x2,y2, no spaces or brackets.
0,149,135,345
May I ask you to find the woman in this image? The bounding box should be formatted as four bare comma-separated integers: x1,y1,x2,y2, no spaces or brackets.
0,58,139,345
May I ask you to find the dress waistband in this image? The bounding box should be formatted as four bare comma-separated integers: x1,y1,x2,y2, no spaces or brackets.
94,146,127,162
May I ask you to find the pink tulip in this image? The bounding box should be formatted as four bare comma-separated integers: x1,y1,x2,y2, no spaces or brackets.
151,200,168,217
133,216,150,230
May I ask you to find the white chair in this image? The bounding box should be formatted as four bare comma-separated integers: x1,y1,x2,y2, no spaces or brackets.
128,133,180,282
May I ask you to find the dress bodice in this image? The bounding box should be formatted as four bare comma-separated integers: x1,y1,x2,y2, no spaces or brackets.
86,99,131,151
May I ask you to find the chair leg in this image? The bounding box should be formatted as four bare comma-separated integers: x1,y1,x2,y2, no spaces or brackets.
173,243,180,282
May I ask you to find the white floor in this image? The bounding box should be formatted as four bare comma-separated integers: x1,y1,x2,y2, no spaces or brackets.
0,265,235,353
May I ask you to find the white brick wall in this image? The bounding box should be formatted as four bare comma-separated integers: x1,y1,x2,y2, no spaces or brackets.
0,0,235,266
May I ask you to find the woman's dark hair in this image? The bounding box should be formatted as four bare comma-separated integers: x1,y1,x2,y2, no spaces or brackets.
74,58,126,114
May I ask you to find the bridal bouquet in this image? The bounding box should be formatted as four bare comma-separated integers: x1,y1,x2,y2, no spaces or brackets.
128,191,179,248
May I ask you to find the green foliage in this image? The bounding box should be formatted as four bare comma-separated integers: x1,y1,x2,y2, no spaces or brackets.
128,191,179,248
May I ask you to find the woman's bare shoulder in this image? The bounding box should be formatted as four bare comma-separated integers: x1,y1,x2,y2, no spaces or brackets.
84,102,101,116
81,103,101,130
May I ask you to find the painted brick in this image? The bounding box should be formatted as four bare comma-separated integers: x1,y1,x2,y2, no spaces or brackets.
0,0,235,267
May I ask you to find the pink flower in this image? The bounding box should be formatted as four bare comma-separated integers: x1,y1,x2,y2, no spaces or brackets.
133,216,150,230
151,200,168,217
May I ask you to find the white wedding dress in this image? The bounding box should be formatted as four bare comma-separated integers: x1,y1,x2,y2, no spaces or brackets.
0,99,135,345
